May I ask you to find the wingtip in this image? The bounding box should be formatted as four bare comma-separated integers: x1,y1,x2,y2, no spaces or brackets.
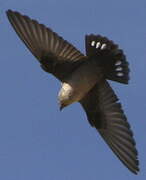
128,159,140,175
6,9,21,18
6,9,13,15
134,161,140,175
6,9,16,20
132,167,139,175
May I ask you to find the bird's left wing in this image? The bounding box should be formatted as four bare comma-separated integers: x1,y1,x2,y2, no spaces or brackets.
80,81,139,174
6,10,86,80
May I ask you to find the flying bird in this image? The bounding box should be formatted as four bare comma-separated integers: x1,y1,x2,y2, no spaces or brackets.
6,10,139,174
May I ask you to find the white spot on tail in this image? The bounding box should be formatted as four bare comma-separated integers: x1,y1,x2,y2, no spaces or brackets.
96,42,101,49
115,61,122,66
116,67,122,71
91,41,96,46
101,43,107,50
117,72,124,77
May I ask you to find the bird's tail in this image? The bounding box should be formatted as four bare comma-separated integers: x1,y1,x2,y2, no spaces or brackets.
85,35,129,84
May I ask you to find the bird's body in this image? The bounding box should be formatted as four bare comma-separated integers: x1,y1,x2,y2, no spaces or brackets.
6,9,139,174
59,59,103,108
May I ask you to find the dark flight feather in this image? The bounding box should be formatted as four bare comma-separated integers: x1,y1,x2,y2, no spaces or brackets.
80,81,139,174
6,10,86,80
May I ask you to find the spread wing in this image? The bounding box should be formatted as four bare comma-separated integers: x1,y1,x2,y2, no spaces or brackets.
80,81,139,174
6,10,86,80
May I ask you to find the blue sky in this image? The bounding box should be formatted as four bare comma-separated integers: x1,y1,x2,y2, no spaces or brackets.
0,0,146,179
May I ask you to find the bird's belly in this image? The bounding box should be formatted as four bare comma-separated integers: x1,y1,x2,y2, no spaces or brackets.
63,61,103,103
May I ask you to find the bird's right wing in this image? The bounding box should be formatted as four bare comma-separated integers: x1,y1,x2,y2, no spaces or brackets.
6,10,86,80
80,81,139,174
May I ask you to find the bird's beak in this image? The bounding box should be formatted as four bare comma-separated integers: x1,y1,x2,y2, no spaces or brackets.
59,104,65,111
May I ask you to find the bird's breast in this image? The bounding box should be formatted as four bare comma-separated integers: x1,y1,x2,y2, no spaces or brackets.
59,60,103,105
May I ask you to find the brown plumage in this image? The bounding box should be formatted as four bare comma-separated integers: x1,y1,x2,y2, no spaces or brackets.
6,9,139,174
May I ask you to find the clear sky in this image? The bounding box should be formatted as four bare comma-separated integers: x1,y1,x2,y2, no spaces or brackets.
0,0,146,179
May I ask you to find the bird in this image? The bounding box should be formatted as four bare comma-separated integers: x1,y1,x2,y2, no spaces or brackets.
6,9,139,174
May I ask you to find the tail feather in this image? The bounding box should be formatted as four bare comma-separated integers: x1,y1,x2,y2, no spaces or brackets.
85,35,130,84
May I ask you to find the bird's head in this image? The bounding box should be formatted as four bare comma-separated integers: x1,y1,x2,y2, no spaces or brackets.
58,92,72,111
58,82,74,111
